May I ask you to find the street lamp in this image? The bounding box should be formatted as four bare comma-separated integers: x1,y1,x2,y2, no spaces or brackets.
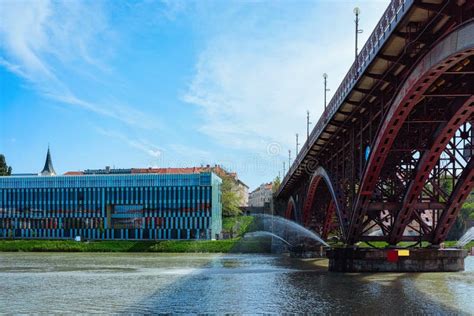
323,73,329,109
288,149,291,169
354,7,363,60
295,133,300,155
306,110,312,140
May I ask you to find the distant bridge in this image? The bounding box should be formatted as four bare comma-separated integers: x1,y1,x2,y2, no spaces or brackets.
276,0,474,245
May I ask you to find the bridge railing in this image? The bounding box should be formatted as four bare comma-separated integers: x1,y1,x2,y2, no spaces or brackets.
278,0,414,197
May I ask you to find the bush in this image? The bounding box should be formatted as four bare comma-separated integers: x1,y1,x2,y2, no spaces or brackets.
222,216,254,237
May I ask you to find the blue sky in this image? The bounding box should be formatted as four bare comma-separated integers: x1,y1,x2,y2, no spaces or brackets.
0,0,389,189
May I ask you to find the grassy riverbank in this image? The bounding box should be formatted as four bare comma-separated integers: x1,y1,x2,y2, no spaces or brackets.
0,216,260,253
0,239,242,253
2,238,471,253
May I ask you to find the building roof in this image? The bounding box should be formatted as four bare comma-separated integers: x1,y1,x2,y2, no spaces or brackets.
131,167,202,174
63,164,249,187
0,172,218,189
40,147,56,176
250,182,273,194
64,171,84,176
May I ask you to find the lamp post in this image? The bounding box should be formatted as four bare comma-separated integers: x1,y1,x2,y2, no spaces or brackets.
296,133,300,155
288,149,291,170
323,73,329,110
354,7,363,60
283,161,286,176
306,110,312,140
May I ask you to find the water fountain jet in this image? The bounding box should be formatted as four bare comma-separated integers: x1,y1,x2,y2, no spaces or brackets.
456,227,474,248
253,214,330,247
244,231,293,246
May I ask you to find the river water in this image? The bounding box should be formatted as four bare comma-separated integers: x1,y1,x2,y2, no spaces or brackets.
1,253,473,314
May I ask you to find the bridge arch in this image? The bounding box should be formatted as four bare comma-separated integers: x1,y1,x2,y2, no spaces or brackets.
349,22,474,243
301,166,347,240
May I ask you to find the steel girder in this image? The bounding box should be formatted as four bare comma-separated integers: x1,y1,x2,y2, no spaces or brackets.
348,22,474,244
432,158,474,244
280,4,474,246
322,201,337,240
300,167,348,238
388,97,474,244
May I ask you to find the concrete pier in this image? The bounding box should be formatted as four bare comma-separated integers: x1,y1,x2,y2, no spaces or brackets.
326,248,467,272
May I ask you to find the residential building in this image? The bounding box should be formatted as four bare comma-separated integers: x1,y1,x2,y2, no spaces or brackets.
248,182,273,208
234,179,249,207
200,165,249,207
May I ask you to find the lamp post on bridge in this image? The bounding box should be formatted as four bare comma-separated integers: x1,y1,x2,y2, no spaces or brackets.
323,73,329,110
306,110,312,141
282,161,286,176
354,7,363,60
295,133,300,155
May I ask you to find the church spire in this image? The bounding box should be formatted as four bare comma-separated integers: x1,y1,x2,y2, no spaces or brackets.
40,146,56,176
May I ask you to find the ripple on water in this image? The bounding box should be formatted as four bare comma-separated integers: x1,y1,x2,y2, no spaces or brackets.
0,253,472,314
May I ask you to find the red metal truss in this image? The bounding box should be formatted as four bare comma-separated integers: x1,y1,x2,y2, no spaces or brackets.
302,176,323,226
348,24,474,243
322,201,336,239
277,2,474,246
300,167,349,238
388,96,474,244
432,158,474,244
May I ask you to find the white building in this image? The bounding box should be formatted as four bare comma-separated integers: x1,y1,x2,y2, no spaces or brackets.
234,179,249,207
248,182,273,208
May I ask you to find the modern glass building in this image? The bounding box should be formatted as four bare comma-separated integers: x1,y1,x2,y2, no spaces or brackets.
0,170,223,241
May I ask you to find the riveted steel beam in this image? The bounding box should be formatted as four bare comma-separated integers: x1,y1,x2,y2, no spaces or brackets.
389,96,473,244
432,158,474,244
348,22,474,244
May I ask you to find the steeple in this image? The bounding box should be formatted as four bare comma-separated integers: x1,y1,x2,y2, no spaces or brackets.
40,146,56,176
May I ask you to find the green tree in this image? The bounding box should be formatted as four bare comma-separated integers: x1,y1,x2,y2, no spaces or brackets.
221,175,241,217
0,154,12,176
272,176,281,193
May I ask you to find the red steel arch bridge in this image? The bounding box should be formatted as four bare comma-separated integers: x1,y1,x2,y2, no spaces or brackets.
276,0,474,246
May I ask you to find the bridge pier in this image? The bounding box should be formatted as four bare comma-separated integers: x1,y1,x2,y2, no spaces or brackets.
326,248,467,273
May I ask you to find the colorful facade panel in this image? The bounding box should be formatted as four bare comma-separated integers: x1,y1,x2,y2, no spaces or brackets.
0,173,222,240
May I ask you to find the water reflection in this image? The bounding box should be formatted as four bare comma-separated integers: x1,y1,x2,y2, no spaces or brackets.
0,253,472,314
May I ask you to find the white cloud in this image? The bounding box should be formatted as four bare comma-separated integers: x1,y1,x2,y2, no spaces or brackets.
168,144,210,160
95,128,213,168
0,0,159,130
183,1,389,153
0,0,53,78
0,57,29,79
96,128,163,159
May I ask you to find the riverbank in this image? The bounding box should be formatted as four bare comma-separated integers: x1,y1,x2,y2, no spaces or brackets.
1,239,471,253
0,215,261,253
0,239,241,253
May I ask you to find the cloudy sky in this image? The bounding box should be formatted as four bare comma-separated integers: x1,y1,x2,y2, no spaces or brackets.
0,0,389,189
